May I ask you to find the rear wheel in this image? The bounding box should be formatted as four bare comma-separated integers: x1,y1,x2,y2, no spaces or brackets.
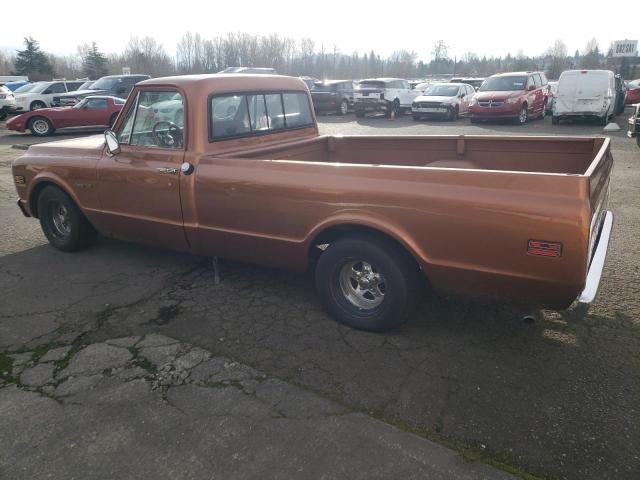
29,116,54,136
315,235,421,332
37,186,96,252
30,100,46,111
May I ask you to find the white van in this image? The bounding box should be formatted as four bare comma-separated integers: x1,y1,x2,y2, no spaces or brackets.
552,70,616,125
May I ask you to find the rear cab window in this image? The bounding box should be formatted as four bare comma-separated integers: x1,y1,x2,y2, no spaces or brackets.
209,91,313,141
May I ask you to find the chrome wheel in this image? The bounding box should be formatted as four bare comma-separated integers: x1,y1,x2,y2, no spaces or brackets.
32,119,50,135
339,260,386,310
50,201,71,238
519,105,528,124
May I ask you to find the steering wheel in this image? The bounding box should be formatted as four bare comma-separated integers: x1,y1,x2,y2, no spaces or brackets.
152,121,182,148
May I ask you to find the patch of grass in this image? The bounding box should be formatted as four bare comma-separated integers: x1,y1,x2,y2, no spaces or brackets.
0,353,14,380
134,357,156,373
53,345,82,374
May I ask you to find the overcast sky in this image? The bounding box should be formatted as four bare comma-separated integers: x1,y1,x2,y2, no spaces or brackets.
0,0,635,60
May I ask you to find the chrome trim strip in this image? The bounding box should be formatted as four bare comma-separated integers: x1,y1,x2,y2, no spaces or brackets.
578,211,614,303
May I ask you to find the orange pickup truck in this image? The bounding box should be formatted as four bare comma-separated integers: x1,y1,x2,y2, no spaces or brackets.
12,74,614,332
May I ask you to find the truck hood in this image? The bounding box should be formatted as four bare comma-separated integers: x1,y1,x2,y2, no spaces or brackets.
25,134,105,158
474,91,522,101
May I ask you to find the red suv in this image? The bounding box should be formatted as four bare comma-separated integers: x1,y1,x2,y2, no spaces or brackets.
469,71,548,124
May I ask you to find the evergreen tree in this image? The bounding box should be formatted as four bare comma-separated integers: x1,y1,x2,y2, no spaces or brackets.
82,42,109,79
13,37,53,80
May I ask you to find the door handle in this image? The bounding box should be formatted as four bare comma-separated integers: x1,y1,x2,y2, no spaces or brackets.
157,167,179,175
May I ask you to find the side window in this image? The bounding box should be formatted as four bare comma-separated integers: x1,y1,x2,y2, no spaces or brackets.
128,91,184,148
282,93,313,128
45,82,66,94
85,98,107,109
539,73,548,85
533,74,542,88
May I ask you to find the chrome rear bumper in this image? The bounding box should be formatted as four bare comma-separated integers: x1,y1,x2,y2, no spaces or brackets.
578,211,614,303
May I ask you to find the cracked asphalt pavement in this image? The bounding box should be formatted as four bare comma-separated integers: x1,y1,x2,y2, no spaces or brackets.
1,113,639,480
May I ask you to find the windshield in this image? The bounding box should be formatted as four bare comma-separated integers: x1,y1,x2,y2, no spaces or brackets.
358,81,385,89
313,83,336,92
423,84,460,97
73,98,88,108
90,77,119,90
29,83,51,94
78,81,94,90
479,76,527,92
14,83,39,93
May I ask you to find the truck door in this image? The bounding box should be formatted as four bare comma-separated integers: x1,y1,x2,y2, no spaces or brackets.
97,89,188,251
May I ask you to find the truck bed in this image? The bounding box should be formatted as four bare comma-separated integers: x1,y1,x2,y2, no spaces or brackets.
223,134,605,175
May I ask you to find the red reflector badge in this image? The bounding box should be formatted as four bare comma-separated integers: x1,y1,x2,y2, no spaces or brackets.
528,240,562,257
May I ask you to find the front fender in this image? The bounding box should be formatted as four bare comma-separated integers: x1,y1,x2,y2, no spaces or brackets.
26,173,84,218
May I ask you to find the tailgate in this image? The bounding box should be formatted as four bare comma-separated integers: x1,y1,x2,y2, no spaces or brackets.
584,137,613,262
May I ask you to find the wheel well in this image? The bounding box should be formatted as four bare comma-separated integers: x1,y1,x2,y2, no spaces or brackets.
29,181,61,218
30,100,45,110
308,224,421,273
27,115,47,127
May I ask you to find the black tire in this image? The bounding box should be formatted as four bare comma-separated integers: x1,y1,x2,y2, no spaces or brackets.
37,186,97,252
552,115,559,125
337,99,349,116
28,116,54,137
448,105,459,121
540,102,546,119
315,235,421,332
30,100,46,111
355,109,365,118
517,104,528,125
109,112,119,128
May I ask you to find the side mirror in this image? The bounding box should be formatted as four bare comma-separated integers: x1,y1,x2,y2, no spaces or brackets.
104,130,120,156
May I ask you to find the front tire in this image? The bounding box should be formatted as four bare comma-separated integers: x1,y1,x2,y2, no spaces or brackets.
315,235,420,332
517,104,528,125
338,99,348,115
37,186,96,252
29,116,54,136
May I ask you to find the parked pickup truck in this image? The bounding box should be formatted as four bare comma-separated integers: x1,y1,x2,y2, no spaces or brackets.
12,74,614,332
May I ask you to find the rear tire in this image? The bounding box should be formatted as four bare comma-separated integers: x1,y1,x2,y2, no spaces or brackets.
315,235,421,332
30,100,46,111
37,186,96,252
29,116,54,136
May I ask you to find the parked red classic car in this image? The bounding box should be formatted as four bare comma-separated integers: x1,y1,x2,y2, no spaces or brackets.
469,71,549,124
6,96,124,136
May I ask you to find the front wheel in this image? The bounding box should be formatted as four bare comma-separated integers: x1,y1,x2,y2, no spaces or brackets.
29,116,54,136
517,104,528,125
37,186,97,252
315,236,420,332
338,99,349,115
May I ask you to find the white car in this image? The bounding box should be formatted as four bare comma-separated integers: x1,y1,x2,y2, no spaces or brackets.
354,78,421,118
14,80,84,112
0,85,17,120
412,83,475,121
553,70,616,125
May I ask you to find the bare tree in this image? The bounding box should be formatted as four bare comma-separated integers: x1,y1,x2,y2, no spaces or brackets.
545,39,568,79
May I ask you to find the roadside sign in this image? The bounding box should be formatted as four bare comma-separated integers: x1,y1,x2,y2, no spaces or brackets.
612,40,638,57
